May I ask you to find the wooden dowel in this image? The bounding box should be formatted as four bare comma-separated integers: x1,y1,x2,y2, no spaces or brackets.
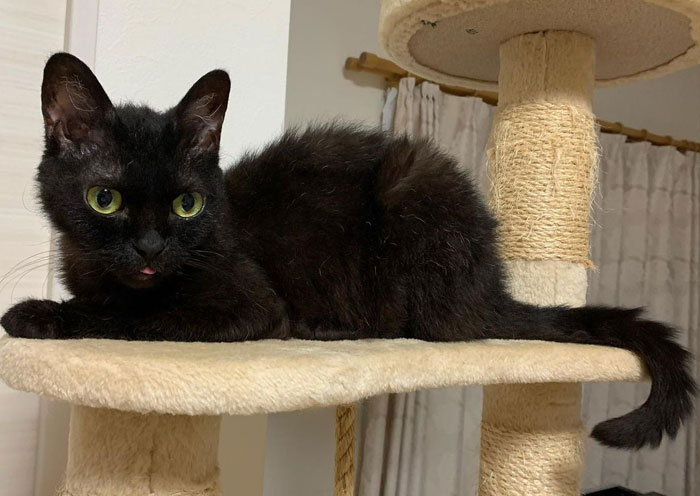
345,57,399,80
595,118,700,151
359,52,408,76
344,57,360,71
385,76,499,106
346,52,700,153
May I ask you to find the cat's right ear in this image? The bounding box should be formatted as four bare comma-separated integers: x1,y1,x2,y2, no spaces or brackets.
41,53,114,151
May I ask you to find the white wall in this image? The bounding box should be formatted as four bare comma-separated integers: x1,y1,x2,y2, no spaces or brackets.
263,408,338,496
0,2,68,496
594,65,700,142
95,0,291,162
284,0,387,128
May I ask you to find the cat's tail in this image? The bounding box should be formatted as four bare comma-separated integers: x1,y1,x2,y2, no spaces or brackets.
492,303,696,449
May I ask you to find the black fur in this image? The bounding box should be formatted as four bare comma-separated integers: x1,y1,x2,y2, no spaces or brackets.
1,53,695,450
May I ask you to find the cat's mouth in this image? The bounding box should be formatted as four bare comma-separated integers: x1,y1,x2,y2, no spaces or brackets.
125,266,159,288
140,266,156,276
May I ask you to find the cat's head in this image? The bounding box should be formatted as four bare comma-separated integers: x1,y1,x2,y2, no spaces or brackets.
38,53,231,291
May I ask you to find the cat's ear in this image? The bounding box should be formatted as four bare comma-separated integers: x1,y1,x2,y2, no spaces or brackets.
41,53,114,151
174,70,230,153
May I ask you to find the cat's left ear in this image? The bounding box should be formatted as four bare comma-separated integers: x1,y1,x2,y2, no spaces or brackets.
175,70,230,153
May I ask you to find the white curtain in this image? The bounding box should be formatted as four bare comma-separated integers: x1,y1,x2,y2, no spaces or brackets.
357,78,700,496
583,135,699,495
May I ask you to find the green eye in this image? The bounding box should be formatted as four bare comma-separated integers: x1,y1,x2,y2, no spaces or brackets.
173,192,204,218
86,186,122,214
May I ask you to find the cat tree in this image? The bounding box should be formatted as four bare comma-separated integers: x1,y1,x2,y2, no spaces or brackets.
0,1,698,495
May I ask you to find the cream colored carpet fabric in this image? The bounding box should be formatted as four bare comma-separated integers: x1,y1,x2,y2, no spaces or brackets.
358,79,700,496
0,336,642,417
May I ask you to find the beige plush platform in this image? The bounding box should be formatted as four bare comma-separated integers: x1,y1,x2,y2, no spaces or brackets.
380,0,700,89
0,336,645,416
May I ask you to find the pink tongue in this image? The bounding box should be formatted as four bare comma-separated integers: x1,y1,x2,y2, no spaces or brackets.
140,266,156,275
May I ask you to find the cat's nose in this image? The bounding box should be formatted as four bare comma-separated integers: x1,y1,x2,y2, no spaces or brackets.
133,230,165,260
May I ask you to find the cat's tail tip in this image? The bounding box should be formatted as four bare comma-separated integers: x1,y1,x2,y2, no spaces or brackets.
587,312,697,450
590,395,691,450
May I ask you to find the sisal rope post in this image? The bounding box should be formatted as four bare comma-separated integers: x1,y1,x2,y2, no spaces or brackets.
479,31,598,496
334,404,356,496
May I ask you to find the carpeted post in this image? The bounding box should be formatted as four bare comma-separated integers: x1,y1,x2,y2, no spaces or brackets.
59,405,221,496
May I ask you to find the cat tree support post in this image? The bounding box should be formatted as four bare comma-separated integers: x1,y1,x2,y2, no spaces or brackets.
61,406,221,496
334,404,356,496
479,31,595,496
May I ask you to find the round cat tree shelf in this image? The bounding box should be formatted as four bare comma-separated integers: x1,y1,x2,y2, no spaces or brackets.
0,337,644,416
0,336,643,495
380,0,700,90
379,0,700,495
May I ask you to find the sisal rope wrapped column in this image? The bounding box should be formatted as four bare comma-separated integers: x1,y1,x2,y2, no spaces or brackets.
480,31,597,496
59,406,221,496
334,404,356,496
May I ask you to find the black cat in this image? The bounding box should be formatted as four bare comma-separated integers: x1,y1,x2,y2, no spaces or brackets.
1,53,695,450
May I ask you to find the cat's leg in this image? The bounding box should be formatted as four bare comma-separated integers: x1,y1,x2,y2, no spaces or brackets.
1,299,64,339
290,320,367,340
1,297,290,342
2,298,154,340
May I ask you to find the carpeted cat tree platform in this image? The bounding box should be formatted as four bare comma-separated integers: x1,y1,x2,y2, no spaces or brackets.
1,1,699,495
1,339,643,495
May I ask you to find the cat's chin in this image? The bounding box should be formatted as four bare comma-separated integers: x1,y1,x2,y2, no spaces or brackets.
120,272,161,290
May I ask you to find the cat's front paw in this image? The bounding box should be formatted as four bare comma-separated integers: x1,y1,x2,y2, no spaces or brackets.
1,300,62,339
